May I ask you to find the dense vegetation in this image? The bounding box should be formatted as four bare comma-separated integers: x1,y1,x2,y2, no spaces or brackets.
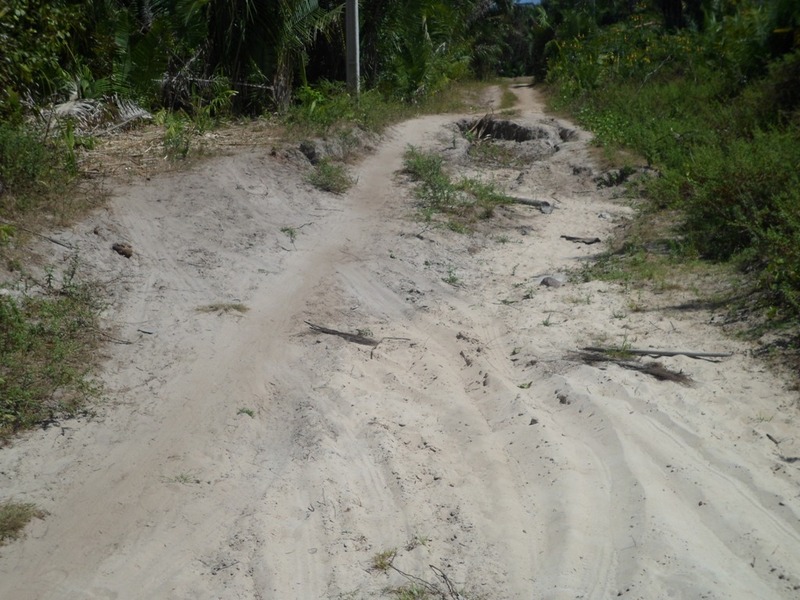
0,0,798,435
0,0,537,117
542,0,800,319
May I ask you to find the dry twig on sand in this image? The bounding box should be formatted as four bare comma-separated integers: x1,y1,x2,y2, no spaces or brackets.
582,346,733,359
305,321,380,346
572,351,694,385
561,235,602,245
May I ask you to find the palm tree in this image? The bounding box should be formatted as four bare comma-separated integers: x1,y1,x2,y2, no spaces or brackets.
206,0,340,112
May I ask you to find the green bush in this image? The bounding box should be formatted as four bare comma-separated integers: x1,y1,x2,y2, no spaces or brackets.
0,123,76,217
0,125,56,190
546,4,800,317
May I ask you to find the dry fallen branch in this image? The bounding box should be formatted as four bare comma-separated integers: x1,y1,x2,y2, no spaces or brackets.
0,218,74,250
305,321,380,346
509,196,554,213
572,351,693,385
561,235,602,245
583,346,733,359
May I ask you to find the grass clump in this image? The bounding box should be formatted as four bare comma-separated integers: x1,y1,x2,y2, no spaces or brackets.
403,146,511,230
0,501,47,545
308,158,354,194
0,261,102,437
371,548,397,572
391,585,433,599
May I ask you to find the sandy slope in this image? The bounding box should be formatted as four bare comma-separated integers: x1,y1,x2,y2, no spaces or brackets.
1,86,799,600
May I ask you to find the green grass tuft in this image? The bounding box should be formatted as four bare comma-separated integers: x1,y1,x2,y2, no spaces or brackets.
0,501,47,545
403,146,511,230
308,158,354,194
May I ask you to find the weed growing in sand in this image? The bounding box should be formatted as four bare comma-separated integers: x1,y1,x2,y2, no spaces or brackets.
308,158,353,194
754,412,774,423
154,110,191,160
405,534,430,551
196,303,249,314
280,227,298,244
442,268,460,287
0,501,47,545
0,258,102,437
371,548,397,572
237,407,255,418
604,336,634,359
391,584,433,599
164,472,201,485
541,313,553,326
403,146,511,230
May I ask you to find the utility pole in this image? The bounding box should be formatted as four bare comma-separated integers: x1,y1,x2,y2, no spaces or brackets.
345,0,360,97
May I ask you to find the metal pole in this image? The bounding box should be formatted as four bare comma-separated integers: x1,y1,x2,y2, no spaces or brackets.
345,0,360,97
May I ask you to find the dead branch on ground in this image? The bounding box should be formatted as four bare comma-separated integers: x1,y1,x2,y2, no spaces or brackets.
583,346,733,359
305,321,380,346
561,235,602,245
572,351,694,385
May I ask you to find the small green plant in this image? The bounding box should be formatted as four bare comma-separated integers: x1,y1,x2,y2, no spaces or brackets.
371,548,397,572
356,327,374,338
442,267,460,286
391,585,432,599
518,381,532,389
237,407,255,418
165,472,201,485
405,534,430,550
0,501,47,545
541,313,553,326
605,336,634,359
154,110,191,160
754,412,774,423
308,158,354,194
403,146,511,229
281,227,298,246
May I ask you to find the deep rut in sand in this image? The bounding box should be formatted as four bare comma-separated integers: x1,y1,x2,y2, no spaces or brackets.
2,86,800,600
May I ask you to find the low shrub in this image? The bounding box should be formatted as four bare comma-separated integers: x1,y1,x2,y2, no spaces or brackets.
546,7,800,318
0,261,101,437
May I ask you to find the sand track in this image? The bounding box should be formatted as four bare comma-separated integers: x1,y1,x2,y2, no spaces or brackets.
1,86,799,599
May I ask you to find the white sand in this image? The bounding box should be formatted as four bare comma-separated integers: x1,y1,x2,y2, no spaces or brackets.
1,86,799,599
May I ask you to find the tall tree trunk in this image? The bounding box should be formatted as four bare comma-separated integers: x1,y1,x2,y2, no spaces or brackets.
659,0,684,30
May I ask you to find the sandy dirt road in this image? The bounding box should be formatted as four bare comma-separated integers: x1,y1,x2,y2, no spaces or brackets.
1,86,800,600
